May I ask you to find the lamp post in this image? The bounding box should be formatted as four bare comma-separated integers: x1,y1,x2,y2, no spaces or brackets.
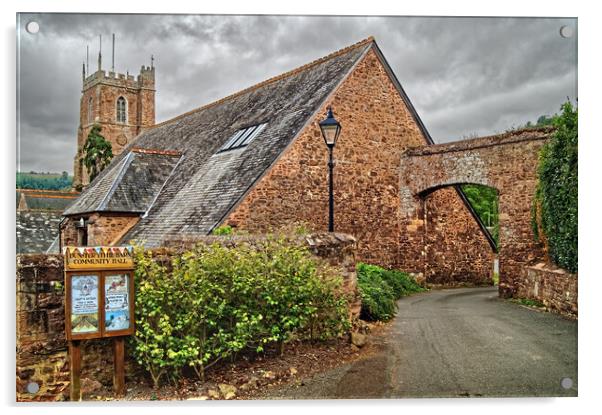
319,106,342,232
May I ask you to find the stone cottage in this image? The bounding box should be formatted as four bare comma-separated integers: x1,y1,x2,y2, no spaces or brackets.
61,37,494,283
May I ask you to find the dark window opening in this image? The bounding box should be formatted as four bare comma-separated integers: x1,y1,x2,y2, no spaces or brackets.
75,218,89,246
77,227,88,246
116,96,127,124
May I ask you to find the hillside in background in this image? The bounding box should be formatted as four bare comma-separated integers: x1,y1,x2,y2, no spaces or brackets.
16,171,73,191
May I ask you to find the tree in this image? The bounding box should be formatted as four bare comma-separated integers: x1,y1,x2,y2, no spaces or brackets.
81,124,113,183
536,115,554,127
461,184,499,246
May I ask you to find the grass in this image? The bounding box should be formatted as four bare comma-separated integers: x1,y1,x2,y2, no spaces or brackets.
511,298,545,308
492,272,499,286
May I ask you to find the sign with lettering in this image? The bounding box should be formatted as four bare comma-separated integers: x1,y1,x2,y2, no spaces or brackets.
64,246,134,271
64,246,135,340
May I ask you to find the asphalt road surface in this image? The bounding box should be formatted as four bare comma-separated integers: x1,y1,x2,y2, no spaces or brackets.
265,286,577,399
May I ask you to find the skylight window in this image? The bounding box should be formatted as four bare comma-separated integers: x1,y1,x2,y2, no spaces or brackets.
219,123,267,152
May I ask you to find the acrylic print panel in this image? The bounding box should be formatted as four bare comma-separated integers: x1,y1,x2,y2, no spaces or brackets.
16,13,577,401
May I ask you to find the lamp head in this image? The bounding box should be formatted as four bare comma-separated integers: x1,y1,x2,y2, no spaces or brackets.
319,106,341,147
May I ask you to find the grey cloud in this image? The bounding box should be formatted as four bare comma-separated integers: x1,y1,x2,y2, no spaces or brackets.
17,14,577,172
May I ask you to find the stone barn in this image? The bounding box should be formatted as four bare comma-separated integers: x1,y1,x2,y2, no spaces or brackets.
60,37,546,287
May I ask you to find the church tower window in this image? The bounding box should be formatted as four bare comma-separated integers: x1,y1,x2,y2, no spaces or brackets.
116,96,127,123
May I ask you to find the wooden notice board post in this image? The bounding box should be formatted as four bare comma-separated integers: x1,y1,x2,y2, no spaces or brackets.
64,246,135,400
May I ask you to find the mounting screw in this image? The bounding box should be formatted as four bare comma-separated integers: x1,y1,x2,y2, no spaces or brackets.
26,21,40,34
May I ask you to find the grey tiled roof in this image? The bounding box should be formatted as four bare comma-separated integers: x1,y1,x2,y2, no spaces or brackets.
16,211,62,253
67,38,373,247
64,156,128,214
16,189,79,211
64,150,181,214
24,195,75,211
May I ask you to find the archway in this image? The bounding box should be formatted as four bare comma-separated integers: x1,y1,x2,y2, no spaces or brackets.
398,128,550,297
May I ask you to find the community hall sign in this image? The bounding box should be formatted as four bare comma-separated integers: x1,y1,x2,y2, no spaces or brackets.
63,245,135,399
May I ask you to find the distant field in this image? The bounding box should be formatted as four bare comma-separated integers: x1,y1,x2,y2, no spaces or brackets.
16,172,73,190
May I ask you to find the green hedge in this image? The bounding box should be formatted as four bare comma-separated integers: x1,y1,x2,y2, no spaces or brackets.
132,238,350,387
357,263,425,321
533,102,578,272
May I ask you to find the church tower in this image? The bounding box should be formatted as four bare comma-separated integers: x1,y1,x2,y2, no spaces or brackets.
73,38,155,189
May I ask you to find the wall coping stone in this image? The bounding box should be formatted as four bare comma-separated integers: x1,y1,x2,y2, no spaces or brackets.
403,126,553,157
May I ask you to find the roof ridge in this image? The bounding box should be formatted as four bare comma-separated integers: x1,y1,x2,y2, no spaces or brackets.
97,152,135,211
151,36,375,129
131,147,182,156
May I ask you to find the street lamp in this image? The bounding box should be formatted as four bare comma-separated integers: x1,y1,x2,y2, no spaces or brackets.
318,106,342,232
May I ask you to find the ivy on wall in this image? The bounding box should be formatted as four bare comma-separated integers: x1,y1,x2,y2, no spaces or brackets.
532,102,578,272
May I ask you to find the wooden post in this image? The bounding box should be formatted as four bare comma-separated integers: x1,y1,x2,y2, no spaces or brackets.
69,340,82,401
113,337,125,397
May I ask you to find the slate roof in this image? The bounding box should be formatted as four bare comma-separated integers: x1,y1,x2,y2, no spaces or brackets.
64,149,182,214
17,189,79,211
16,211,63,253
66,37,375,247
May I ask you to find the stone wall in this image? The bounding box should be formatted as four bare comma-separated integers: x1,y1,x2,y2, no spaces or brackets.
16,254,116,402
61,213,140,248
16,232,359,401
424,188,495,286
514,263,577,317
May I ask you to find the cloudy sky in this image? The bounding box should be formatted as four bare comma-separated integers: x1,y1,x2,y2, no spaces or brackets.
16,14,577,173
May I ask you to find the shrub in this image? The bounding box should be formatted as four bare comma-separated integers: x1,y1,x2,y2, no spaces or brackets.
211,225,233,235
357,270,396,321
132,237,350,387
356,263,425,321
532,102,578,272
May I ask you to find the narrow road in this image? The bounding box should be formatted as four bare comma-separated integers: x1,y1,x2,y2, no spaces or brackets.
265,287,577,399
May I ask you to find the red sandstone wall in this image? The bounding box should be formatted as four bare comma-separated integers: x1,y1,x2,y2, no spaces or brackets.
424,188,494,286
61,213,140,247
516,263,577,317
225,47,427,269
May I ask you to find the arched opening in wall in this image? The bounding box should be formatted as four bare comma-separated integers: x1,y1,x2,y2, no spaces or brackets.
116,96,127,124
420,184,499,287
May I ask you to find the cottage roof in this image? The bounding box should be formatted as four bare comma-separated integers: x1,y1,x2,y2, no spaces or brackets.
65,37,375,246
17,211,63,253
17,189,79,211
64,149,181,214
